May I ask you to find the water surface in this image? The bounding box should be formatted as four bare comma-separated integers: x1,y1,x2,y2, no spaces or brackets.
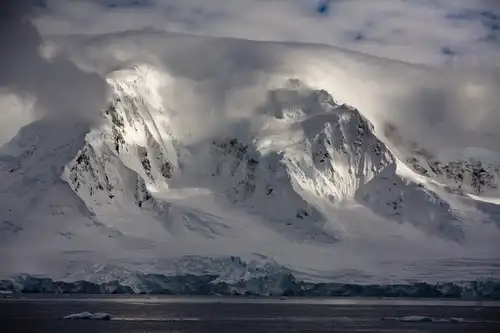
1,296,499,332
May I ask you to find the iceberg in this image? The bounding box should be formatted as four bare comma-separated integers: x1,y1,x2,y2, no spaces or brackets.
382,315,466,323
63,312,113,320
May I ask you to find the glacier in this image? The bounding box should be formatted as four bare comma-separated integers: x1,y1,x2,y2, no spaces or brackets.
1,258,499,299
1,31,499,295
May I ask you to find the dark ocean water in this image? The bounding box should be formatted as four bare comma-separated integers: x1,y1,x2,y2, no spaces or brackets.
1,296,500,332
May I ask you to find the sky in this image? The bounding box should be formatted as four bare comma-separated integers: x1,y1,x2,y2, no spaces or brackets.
31,0,500,67
0,0,500,148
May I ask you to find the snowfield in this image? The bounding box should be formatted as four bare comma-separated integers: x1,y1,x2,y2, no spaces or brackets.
0,31,499,294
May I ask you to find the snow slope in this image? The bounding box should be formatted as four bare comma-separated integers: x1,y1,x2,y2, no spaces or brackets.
1,32,499,288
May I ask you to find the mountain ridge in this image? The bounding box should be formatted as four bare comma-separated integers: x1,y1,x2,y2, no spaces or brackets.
1,63,499,284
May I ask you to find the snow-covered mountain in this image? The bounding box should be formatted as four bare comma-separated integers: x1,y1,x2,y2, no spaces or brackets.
1,33,499,291
60,71,466,242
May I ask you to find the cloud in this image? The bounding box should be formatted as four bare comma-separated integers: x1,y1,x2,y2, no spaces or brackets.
1,0,500,159
44,29,500,162
0,90,36,147
0,0,107,137
31,0,500,67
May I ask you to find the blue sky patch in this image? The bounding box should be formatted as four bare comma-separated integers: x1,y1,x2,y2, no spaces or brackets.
33,0,47,8
446,9,500,43
316,0,331,15
102,0,153,8
441,46,455,56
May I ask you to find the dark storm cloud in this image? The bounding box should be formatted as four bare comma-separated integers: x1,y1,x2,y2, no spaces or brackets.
0,0,107,122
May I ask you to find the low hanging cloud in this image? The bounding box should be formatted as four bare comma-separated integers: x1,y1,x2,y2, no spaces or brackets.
43,28,500,162
0,90,35,146
0,0,107,146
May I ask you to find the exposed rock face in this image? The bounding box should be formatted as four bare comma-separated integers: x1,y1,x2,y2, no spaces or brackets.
384,123,500,196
